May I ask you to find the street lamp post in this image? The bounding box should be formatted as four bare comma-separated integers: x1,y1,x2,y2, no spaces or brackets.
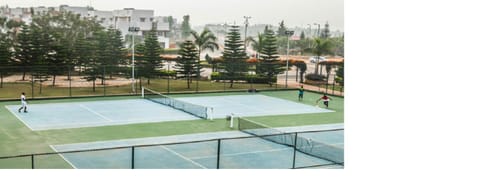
285,30,294,88
129,26,140,93
243,16,251,54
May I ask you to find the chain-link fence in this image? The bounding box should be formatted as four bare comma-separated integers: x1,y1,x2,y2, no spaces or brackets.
0,129,343,169
0,63,296,100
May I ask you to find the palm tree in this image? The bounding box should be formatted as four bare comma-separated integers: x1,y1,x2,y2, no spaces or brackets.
190,28,219,62
246,33,266,59
312,38,333,76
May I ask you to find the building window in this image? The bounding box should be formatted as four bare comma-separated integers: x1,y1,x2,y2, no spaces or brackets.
140,17,146,22
150,18,154,22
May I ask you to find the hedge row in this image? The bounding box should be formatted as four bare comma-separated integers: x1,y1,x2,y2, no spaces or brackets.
211,73,277,83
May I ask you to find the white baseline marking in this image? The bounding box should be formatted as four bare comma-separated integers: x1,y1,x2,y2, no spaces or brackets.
161,146,207,169
49,145,78,169
4,105,34,131
78,104,113,122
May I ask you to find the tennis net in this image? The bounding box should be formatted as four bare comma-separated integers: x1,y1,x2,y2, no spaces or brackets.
142,87,212,119
238,117,344,164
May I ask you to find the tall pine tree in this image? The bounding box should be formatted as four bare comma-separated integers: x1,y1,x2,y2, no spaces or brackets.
137,29,163,84
222,25,247,88
14,24,33,80
175,40,199,89
258,29,283,86
0,33,11,88
277,20,287,37
181,15,192,39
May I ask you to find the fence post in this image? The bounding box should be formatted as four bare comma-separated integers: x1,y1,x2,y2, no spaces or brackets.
196,68,199,93
31,154,35,169
292,133,298,169
103,66,106,96
217,139,221,169
332,80,335,96
69,66,72,97
31,73,34,99
325,80,329,94
131,146,135,169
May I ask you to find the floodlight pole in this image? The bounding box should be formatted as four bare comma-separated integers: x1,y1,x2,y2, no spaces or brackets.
285,30,294,88
129,27,140,93
243,16,251,54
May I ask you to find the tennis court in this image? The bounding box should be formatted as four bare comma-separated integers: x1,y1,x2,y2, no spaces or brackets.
5,91,333,131
4,99,199,130
0,89,344,169
49,123,344,169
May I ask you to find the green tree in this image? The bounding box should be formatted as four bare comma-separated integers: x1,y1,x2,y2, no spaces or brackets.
258,29,283,86
277,20,287,37
313,38,334,75
222,25,248,88
29,23,53,93
5,19,24,43
82,34,103,92
0,33,12,88
108,28,126,77
292,60,307,83
167,16,174,31
139,29,163,84
14,24,33,80
335,62,344,86
190,28,219,62
175,40,199,89
181,15,192,39
321,22,330,39
74,33,95,75
246,33,266,59
300,31,305,40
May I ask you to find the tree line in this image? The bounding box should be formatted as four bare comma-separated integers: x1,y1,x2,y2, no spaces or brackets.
1,10,341,90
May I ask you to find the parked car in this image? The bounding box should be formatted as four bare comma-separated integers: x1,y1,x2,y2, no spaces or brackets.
309,56,326,63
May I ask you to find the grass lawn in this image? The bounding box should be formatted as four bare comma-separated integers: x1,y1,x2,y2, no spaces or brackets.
0,77,286,100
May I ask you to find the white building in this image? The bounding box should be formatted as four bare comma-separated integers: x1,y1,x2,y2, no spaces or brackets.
90,10,114,28
111,8,171,48
60,5,89,18
1,6,173,48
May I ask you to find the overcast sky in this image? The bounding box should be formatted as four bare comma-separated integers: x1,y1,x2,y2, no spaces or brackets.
2,0,343,31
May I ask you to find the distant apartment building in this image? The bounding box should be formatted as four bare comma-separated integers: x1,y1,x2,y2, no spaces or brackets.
0,6,32,23
0,5,173,48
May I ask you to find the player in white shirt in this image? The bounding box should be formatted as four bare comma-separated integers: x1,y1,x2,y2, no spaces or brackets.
18,92,28,113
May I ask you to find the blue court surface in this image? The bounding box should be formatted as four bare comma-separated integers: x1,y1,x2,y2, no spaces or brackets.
50,124,344,169
6,94,333,131
5,99,199,130
176,94,333,118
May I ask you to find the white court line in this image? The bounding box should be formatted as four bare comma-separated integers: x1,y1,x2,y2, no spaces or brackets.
78,104,113,122
190,147,291,160
49,145,78,169
4,105,34,131
161,146,207,169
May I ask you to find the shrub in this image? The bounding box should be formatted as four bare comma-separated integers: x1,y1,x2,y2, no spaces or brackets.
305,73,327,81
158,69,176,77
211,73,276,84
